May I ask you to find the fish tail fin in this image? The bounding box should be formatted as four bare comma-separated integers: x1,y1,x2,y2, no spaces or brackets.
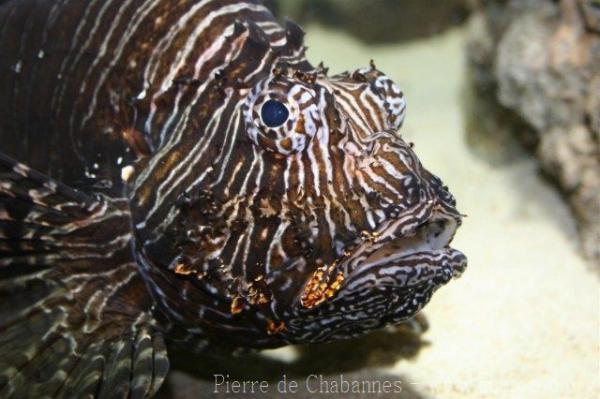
0,153,169,398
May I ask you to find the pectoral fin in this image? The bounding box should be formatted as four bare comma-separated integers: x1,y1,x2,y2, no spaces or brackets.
0,153,169,398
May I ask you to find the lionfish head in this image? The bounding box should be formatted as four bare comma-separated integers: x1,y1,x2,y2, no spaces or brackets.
235,61,467,342
131,20,466,346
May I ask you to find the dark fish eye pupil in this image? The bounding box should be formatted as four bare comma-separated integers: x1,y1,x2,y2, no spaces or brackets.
261,99,289,127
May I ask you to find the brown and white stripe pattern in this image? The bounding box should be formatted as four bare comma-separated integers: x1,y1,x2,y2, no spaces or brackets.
0,0,466,395
0,152,168,397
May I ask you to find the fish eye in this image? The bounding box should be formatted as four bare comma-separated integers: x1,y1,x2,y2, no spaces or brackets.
245,86,320,155
260,99,289,127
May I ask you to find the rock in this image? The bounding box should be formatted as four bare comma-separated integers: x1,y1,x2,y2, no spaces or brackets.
579,0,600,32
466,0,600,267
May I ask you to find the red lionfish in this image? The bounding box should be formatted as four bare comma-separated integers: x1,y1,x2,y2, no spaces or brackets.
0,0,467,397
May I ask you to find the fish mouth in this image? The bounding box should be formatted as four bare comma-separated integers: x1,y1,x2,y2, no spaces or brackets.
341,203,467,289
364,217,466,275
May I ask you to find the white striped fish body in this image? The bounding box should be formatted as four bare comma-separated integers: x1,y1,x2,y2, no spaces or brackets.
0,1,467,397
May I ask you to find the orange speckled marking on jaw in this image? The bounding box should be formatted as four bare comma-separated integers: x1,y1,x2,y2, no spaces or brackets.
246,281,271,306
174,263,194,276
301,264,345,309
230,296,244,314
266,319,287,335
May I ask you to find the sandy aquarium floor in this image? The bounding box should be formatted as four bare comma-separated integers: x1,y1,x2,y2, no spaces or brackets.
158,27,599,399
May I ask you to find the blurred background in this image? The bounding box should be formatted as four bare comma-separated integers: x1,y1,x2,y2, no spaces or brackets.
158,1,599,398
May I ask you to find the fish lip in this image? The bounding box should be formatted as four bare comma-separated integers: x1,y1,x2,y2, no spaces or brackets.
341,200,467,282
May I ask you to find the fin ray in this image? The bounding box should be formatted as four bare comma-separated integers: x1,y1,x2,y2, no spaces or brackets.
0,154,169,398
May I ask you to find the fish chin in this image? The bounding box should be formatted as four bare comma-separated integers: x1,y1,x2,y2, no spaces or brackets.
290,211,467,342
